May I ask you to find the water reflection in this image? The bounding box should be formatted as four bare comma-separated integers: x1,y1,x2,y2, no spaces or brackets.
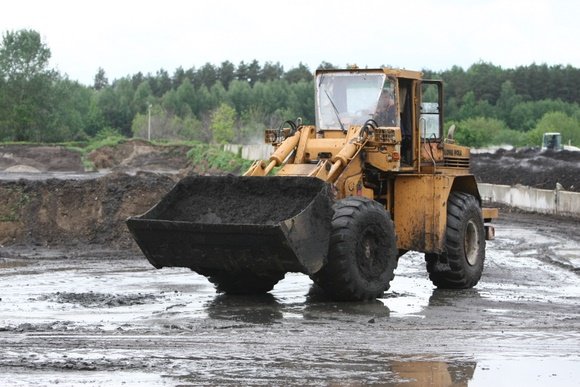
204,284,391,324
172,355,477,386
203,282,485,325
428,288,482,307
392,358,476,386
205,293,283,324
303,284,390,319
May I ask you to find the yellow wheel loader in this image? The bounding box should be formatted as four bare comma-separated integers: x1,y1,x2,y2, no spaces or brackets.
127,68,498,301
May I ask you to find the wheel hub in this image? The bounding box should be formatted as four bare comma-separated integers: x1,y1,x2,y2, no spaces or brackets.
464,220,480,266
363,239,372,260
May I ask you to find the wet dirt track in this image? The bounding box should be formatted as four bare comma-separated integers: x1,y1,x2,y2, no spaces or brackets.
1,212,579,386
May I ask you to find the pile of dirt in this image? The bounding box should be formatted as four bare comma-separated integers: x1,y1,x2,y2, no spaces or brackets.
0,140,192,174
0,172,177,247
87,139,191,172
470,148,580,192
0,145,83,172
151,175,330,224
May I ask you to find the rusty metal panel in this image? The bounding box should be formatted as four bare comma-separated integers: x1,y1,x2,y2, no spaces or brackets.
394,175,451,253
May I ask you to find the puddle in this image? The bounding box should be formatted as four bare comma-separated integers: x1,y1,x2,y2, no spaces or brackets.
389,358,477,386
470,358,579,387
5,370,164,386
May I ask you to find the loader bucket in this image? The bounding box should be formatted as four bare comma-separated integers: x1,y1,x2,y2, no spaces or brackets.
126,175,334,278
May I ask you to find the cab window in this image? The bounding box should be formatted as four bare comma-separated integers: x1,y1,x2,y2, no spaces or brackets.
420,81,443,139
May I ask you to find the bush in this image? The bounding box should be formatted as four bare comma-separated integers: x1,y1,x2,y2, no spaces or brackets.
187,144,253,174
83,128,126,153
450,117,511,147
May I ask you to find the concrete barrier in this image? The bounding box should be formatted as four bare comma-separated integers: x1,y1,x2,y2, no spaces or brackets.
223,144,272,161
478,183,580,217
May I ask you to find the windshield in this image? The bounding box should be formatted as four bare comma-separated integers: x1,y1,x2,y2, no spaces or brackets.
316,72,388,130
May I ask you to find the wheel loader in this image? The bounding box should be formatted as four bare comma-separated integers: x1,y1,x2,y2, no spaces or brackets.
127,67,498,301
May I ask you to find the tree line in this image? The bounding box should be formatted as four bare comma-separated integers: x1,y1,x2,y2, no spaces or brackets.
425,64,580,146
1,29,580,147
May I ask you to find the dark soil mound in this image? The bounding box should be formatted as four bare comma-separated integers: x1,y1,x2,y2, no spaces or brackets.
471,148,580,192
0,172,177,247
147,175,329,225
88,139,191,172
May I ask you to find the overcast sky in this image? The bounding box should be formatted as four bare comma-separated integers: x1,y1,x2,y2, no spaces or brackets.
1,0,579,85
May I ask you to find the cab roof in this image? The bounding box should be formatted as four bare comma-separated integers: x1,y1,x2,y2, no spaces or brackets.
315,67,423,80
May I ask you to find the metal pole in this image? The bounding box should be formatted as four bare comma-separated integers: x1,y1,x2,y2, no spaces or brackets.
147,104,152,141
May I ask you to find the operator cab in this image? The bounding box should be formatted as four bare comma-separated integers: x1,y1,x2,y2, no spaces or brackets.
314,68,444,168
541,132,563,151
315,71,397,131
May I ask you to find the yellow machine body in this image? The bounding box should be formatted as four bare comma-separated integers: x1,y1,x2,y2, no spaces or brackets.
128,67,498,300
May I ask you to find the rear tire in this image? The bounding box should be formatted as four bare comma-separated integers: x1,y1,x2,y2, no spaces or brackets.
206,271,285,295
311,196,398,301
426,192,485,288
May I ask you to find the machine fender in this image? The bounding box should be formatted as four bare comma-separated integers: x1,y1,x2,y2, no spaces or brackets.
449,175,481,205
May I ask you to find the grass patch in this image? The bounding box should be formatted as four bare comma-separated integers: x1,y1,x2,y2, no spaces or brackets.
187,144,254,174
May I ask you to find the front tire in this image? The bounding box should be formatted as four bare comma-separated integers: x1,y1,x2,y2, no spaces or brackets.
311,196,398,301
426,192,485,288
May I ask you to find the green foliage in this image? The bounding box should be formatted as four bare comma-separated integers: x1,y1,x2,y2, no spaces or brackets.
75,128,125,156
495,80,522,124
0,29,51,80
508,99,579,132
227,80,253,114
131,105,203,141
0,29,58,141
2,28,580,149
210,103,236,143
284,63,314,83
456,91,495,121
133,81,154,113
490,128,528,147
186,144,253,174
527,111,580,146
218,60,235,88
450,117,524,148
93,67,108,90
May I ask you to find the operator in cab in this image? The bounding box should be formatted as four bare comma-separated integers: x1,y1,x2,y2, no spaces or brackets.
374,89,397,127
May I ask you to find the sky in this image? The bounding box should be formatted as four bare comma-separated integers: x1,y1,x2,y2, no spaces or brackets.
1,0,579,85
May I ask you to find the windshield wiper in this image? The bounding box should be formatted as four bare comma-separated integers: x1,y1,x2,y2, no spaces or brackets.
324,89,346,132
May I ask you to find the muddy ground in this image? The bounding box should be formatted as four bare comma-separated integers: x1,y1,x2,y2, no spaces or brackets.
86,139,191,172
0,211,579,385
0,143,579,385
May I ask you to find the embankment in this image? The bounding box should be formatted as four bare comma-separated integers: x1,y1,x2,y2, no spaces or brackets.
0,173,176,247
